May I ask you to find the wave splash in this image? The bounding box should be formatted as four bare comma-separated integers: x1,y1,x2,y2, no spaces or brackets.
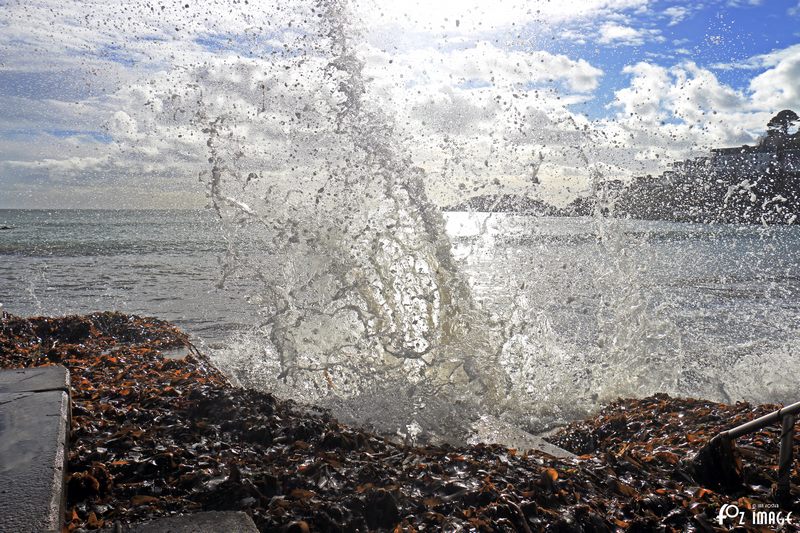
157,0,797,441
194,0,516,440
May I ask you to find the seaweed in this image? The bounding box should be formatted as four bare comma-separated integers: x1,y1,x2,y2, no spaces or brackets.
1,311,797,531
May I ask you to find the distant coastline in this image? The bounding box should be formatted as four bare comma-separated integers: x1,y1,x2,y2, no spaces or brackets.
444,110,800,225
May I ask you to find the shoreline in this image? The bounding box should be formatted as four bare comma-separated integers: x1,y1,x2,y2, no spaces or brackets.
1,311,796,531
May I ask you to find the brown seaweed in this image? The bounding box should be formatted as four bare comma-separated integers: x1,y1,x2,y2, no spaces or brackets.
1,311,797,532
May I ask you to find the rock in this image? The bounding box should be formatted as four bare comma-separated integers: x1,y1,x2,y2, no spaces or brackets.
364,488,400,530
33,316,94,345
689,435,744,492
5,314,796,532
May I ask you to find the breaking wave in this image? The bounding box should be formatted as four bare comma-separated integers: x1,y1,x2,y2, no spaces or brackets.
146,0,800,442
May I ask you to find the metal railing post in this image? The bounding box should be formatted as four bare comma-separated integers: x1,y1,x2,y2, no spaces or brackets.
778,413,795,503
695,400,800,501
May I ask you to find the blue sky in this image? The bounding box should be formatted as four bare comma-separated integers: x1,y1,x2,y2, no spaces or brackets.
548,1,800,117
1,0,799,208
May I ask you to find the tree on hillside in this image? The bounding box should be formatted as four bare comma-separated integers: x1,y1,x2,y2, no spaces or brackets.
767,109,799,136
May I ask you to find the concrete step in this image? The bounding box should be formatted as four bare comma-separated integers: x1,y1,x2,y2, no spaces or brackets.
0,366,71,533
0,365,71,394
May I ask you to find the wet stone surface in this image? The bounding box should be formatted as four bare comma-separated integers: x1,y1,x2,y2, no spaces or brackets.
1,311,799,532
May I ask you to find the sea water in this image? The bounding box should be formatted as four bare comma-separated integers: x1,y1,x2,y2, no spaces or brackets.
3,0,800,440
2,208,799,435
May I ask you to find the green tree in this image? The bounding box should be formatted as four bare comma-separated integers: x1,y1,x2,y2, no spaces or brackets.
767,109,799,135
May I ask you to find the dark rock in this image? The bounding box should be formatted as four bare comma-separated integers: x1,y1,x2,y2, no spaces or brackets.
243,424,273,444
572,505,612,532
364,489,400,530
4,314,796,532
545,518,583,533
34,316,94,344
689,436,744,492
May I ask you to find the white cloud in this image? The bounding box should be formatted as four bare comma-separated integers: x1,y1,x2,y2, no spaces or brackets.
713,43,800,71
597,22,663,46
362,42,603,94
613,62,672,122
663,6,689,26
0,0,616,207
707,43,800,112
354,0,653,33
596,52,800,182
748,48,800,111
0,0,796,209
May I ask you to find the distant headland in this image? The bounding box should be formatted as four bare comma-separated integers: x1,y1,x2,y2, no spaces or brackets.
445,110,800,225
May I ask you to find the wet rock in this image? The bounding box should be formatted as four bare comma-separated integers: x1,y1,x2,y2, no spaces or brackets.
34,316,94,344
572,506,612,533
364,488,400,530
689,435,744,492
243,424,273,444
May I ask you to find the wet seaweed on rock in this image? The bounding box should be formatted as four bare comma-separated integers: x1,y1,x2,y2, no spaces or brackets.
1,311,798,532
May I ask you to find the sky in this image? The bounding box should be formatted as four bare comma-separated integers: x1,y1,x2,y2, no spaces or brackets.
1,0,800,208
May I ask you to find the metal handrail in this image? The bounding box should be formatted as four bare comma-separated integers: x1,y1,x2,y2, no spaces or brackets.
716,400,800,441
710,399,800,501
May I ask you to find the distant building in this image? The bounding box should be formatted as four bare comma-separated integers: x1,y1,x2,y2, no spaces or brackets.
777,148,800,174
710,110,800,175
710,145,775,174
615,109,800,224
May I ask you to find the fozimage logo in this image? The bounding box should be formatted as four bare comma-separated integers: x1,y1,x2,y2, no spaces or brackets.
717,503,793,528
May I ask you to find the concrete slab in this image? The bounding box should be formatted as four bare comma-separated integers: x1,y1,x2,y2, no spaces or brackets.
0,389,70,533
0,365,70,394
469,415,576,460
101,511,259,532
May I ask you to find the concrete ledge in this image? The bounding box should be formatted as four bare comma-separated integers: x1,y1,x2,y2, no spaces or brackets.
0,365,70,394
101,511,259,532
0,367,70,533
